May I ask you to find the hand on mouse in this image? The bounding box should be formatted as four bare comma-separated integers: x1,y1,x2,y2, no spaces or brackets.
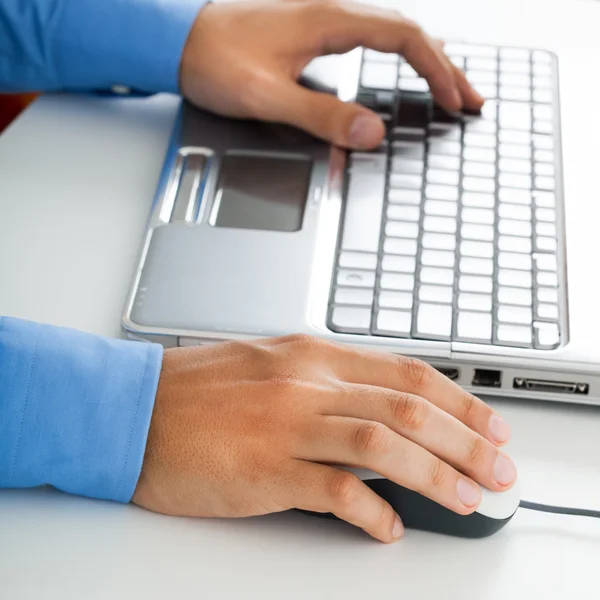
178,0,484,150
132,336,515,543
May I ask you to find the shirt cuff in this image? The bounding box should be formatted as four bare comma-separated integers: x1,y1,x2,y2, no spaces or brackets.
53,0,206,93
0,317,163,503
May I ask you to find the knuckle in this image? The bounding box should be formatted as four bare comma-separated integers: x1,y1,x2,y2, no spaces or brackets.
353,421,392,456
465,435,487,466
460,393,478,423
287,334,326,356
397,356,433,389
402,17,423,36
391,393,427,430
327,471,360,507
427,458,447,489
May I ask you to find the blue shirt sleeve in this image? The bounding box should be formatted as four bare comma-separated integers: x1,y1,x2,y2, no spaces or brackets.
0,317,163,502
0,0,204,93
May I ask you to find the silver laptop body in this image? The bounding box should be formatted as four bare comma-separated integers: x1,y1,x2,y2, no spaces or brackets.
123,46,600,406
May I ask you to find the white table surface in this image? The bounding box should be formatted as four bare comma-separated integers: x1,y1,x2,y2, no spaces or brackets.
2,1,600,598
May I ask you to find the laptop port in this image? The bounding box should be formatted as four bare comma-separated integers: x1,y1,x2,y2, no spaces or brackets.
472,369,502,388
513,378,589,395
435,367,460,381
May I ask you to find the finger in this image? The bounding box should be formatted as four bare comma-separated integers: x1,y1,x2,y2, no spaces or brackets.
263,81,385,149
300,417,483,515
449,61,485,111
320,385,516,491
326,346,511,446
308,4,462,111
291,460,404,543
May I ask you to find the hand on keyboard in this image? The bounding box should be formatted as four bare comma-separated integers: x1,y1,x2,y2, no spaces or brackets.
179,0,484,149
132,336,515,543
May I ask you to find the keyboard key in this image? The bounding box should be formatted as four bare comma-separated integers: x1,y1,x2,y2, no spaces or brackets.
480,100,499,121
500,73,530,87
501,48,530,61
422,249,455,268
392,143,426,160
464,151,498,169
458,293,492,311
363,50,397,63
499,143,531,159
499,203,531,221
500,86,531,102
467,70,497,84
375,310,412,336
392,127,426,142
498,218,532,237
339,251,378,270
460,257,493,276
457,312,492,341
465,119,497,134
424,199,458,217
533,72,552,86
427,154,461,171
498,235,532,253
498,305,532,325
422,232,456,250
384,237,418,256
449,55,465,70
428,123,461,141
378,291,413,310
350,153,388,173
416,303,453,339
361,61,398,89
468,57,498,71
535,322,560,348
399,78,429,93
389,173,423,190
423,215,457,234
341,173,385,253
461,240,494,258
535,163,555,177
533,120,553,135
447,43,497,57
388,188,422,205
334,288,374,306
499,268,532,288
338,269,376,288
420,266,454,286
533,50,552,63
499,102,531,129
537,303,559,320
498,286,532,306
399,62,419,78
459,275,493,293
500,60,531,74
538,287,558,303
461,223,494,241
534,253,557,271
463,177,496,193
536,222,557,237
387,205,421,223
464,132,496,148
429,140,461,155
499,188,531,205
381,272,415,291
498,251,532,270
462,192,495,209
497,324,532,345
533,104,553,121
535,176,555,190
537,271,558,287
474,84,498,99
499,158,531,174
499,130,531,145
462,207,495,225
463,162,496,178
331,306,372,332
425,184,459,201
533,89,552,104
532,134,553,150
427,169,460,186
536,236,557,252
391,158,424,175
382,255,416,273
498,173,532,189
419,284,453,303
386,220,419,237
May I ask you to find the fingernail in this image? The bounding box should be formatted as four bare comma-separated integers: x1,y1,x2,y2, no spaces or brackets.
489,414,511,444
392,515,404,540
494,454,517,486
349,113,383,148
457,477,482,508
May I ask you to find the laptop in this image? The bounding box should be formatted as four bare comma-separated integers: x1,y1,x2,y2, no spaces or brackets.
122,43,600,405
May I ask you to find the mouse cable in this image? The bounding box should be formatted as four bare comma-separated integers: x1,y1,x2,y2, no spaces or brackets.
519,500,600,519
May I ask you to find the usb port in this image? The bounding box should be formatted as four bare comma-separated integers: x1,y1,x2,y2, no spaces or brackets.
472,369,502,388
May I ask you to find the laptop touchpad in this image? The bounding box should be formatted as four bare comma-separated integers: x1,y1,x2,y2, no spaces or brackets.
212,153,312,232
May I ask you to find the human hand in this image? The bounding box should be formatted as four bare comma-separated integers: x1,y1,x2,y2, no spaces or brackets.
178,0,484,150
132,335,515,543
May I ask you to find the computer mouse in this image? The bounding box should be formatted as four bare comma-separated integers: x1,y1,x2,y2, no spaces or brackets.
302,468,521,539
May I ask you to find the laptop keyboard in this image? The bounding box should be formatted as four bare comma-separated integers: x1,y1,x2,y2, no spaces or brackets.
327,44,563,350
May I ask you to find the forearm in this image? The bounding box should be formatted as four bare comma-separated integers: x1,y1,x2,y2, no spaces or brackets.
0,0,203,93
0,317,162,501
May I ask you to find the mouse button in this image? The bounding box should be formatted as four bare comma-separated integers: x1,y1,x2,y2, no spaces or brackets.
477,478,521,519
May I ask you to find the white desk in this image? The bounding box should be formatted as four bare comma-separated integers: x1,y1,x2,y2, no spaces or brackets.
2,1,600,598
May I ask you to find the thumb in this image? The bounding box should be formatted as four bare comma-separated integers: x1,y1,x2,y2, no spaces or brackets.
267,83,385,150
